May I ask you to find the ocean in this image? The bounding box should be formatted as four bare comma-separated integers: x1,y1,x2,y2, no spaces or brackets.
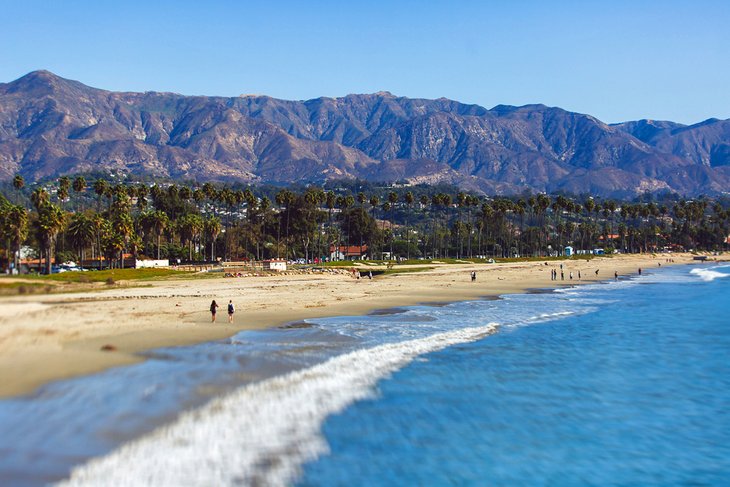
0,263,729,486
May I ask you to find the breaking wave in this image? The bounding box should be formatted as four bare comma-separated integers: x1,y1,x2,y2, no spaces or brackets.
690,267,730,282
59,324,498,487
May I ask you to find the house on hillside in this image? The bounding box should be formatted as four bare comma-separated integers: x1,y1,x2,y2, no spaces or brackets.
329,245,368,261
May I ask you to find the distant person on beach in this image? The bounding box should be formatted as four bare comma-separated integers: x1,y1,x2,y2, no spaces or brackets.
561,270,564,281
569,271,573,280
614,271,618,281
210,300,219,323
227,300,235,323
638,268,642,276
471,271,476,282
578,270,581,280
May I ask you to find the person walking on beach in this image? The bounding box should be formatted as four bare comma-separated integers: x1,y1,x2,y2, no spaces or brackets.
471,271,476,282
561,270,564,281
210,300,219,323
578,270,581,280
227,300,235,323
614,271,618,281
638,268,642,276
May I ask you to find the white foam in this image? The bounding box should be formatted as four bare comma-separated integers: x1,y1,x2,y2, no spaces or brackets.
690,268,730,282
58,324,498,487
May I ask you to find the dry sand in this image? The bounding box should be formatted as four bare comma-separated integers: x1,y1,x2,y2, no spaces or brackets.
0,254,715,398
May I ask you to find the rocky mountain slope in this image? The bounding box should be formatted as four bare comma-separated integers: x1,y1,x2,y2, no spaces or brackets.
1,70,728,196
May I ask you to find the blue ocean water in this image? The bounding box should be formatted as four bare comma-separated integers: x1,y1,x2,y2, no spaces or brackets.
0,263,728,486
299,264,730,486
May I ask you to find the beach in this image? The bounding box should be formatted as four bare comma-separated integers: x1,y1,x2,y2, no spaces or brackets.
0,254,711,398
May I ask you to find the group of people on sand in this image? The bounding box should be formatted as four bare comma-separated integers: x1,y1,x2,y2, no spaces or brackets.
548,265,650,283
545,264,636,282
549,263,583,282
209,299,235,323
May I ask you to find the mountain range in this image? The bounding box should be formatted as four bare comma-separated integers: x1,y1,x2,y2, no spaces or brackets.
1,70,729,197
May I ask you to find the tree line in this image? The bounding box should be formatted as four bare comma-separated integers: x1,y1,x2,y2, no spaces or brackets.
1,174,728,273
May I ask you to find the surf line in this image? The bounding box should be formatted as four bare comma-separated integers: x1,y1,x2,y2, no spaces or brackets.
59,323,500,487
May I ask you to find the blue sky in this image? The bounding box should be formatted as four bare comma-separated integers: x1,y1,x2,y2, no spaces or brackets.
1,0,728,124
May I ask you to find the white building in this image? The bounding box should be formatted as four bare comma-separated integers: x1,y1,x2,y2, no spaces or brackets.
263,259,287,271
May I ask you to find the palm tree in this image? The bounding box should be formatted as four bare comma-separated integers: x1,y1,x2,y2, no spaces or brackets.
58,176,71,203
179,186,192,202
204,216,222,261
151,210,169,260
387,191,398,258
72,176,87,194
31,188,50,210
67,213,96,262
404,191,414,259
112,213,134,268
178,213,203,261
93,179,108,212
136,184,149,212
90,213,110,269
72,176,87,209
276,189,295,260
36,203,66,274
259,197,273,259
12,175,24,205
5,205,28,273
515,199,526,257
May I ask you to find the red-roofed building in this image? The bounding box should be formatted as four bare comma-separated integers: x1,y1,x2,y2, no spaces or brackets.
329,245,368,261
598,234,620,241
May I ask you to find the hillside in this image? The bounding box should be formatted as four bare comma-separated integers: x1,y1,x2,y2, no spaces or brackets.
1,70,728,196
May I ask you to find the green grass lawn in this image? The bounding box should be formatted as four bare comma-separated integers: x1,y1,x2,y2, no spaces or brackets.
27,268,195,283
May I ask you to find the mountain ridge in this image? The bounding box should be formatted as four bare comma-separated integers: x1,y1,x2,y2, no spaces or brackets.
1,70,728,196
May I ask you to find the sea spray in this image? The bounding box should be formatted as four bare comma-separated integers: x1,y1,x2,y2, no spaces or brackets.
689,266,730,282
59,324,499,487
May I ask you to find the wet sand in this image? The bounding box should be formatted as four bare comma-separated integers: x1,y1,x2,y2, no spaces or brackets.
0,253,716,398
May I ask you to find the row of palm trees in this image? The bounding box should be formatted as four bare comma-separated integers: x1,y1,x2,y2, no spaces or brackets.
1,174,729,273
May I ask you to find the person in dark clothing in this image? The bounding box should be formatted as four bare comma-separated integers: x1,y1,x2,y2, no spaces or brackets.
227,300,235,323
210,300,219,323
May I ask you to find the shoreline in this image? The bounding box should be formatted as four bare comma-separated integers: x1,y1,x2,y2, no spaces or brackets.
0,254,721,399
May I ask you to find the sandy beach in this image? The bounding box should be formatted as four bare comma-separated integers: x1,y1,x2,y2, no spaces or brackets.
0,254,716,398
